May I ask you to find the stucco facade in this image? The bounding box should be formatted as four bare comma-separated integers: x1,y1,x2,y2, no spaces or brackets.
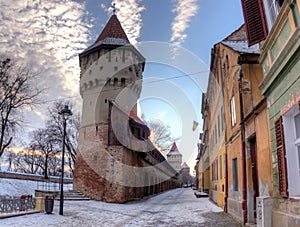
204,25,273,225
241,0,300,225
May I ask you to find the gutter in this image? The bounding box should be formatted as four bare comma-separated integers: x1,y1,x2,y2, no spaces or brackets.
237,57,259,225
237,60,247,225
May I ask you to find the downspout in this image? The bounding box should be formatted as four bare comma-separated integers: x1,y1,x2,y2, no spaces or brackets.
238,57,247,225
218,55,228,213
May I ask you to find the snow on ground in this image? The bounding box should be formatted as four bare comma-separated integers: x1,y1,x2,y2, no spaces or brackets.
0,178,72,197
0,178,38,197
0,188,229,227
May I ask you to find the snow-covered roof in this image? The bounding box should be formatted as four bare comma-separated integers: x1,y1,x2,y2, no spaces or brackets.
221,40,260,54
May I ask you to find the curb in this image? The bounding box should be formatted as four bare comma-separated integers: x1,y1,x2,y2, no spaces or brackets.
0,210,40,219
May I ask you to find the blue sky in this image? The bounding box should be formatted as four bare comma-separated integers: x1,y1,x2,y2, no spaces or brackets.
0,0,244,169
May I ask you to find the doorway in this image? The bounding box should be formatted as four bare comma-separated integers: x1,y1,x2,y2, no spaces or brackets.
249,136,259,223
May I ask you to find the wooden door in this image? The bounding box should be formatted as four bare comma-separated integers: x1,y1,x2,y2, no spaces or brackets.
250,137,259,223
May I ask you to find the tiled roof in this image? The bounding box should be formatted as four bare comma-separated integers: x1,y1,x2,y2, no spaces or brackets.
221,40,260,54
95,15,130,44
81,15,130,55
111,101,146,126
167,142,182,156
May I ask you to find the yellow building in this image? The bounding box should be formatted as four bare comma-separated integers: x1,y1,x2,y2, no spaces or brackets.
241,0,300,225
196,94,210,193
207,25,272,225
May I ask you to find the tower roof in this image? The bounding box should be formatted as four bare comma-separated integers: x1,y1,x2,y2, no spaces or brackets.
95,15,130,44
81,15,130,56
181,162,189,169
167,142,182,156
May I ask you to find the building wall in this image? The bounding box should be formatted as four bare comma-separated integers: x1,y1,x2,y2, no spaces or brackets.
74,124,179,203
167,154,182,172
258,0,300,225
206,50,226,208
226,131,243,222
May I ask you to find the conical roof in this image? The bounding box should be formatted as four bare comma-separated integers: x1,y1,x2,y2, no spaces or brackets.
167,142,182,156
181,162,189,169
95,15,130,44
81,15,130,55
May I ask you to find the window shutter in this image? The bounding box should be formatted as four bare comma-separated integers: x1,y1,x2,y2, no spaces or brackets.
275,117,289,198
241,0,268,46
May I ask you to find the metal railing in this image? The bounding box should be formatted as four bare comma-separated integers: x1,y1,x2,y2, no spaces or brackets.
37,180,73,191
0,196,35,214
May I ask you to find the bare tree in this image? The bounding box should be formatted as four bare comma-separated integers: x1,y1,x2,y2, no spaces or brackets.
45,101,79,174
144,118,178,153
15,101,79,178
13,149,41,174
4,150,17,171
29,128,60,178
0,56,42,157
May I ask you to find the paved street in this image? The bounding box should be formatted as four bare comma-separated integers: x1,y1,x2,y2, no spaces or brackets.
0,188,242,226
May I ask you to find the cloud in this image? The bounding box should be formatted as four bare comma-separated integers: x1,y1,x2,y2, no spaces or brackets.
0,0,93,137
0,0,92,99
170,0,199,49
101,0,145,45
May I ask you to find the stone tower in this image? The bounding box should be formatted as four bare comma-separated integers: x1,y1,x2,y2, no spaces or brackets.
74,14,180,203
166,142,182,172
78,14,145,128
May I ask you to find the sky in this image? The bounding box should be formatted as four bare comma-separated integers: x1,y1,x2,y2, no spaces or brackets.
0,0,244,171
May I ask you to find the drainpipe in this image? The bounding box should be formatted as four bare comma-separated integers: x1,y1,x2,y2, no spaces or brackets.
218,55,228,213
238,57,247,225
238,57,260,224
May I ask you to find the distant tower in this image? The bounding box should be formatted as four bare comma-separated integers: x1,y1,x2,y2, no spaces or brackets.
166,142,182,172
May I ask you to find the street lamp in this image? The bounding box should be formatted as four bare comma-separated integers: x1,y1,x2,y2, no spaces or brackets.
58,105,72,215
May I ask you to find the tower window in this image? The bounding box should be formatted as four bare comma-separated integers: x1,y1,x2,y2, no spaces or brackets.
121,78,125,87
114,78,118,86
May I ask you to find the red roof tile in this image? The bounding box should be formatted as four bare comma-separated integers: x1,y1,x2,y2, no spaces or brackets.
111,101,146,126
95,15,130,44
170,142,179,151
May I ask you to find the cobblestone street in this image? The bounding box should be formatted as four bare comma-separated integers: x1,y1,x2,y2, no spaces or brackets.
0,188,242,226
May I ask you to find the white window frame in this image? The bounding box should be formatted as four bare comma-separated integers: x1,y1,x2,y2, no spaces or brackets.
230,96,237,127
262,0,281,31
282,105,300,197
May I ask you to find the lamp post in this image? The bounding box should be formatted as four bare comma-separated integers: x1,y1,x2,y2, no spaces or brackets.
58,105,72,215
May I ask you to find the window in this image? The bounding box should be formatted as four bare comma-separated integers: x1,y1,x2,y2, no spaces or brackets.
121,78,126,87
232,158,238,191
230,96,237,127
220,155,222,179
262,0,281,30
241,0,268,46
113,78,118,86
218,114,221,138
280,105,300,197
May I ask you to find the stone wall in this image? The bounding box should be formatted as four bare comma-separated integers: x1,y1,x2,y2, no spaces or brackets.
74,125,179,203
